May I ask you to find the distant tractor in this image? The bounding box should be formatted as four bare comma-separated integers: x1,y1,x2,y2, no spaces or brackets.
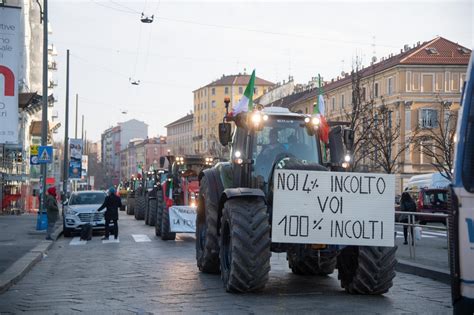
157,155,215,240
145,168,168,227
196,102,397,294
126,175,142,215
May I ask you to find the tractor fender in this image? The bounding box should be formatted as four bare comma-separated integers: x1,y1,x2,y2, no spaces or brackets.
217,188,266,235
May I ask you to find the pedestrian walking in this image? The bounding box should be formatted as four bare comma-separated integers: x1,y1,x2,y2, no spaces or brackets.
97,187,122,240
45,186,59,240
400,191,416,245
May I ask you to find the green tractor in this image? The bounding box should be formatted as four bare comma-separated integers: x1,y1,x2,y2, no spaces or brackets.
196,102,397,294
126,175,141,215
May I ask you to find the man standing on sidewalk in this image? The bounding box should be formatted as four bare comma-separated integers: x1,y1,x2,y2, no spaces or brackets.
45,187,59,241
97,187,122,240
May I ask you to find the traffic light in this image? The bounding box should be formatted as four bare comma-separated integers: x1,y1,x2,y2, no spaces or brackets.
17,152,23,162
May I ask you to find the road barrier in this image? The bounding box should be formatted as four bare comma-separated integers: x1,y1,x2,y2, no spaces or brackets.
394,211,448,260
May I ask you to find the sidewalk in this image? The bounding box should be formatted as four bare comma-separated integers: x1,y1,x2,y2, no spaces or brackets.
0,213,62,294
394,229,450,284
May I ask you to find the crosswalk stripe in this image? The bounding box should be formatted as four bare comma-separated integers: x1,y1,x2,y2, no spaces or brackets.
69,237,87,246
395,231,436,238
132,234,151,242
102,238,120,244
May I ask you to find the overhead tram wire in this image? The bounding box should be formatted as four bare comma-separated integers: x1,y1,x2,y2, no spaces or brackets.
88,1,397,49
89,0,136,14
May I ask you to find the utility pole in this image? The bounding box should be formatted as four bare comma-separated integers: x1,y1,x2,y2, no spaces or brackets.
75,94,78,139
81,114,84,141
40,0,49,218
63,49,70,199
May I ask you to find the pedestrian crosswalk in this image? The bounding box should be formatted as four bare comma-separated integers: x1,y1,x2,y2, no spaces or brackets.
395,230,446,239
68,234,150,246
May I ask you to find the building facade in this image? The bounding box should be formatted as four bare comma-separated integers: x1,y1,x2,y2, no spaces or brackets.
287,37,470,188
165,113,193,155
193,73,274,155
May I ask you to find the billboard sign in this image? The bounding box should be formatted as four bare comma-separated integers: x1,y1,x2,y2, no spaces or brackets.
81,155,88,177
69,138,83,179
0,6,21,144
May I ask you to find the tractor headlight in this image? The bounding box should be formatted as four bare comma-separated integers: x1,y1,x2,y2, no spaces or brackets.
342,162,350,169
312,116,320,126
304,117,310,123
234,151,241,158
344,154,351,162
251,112,262,124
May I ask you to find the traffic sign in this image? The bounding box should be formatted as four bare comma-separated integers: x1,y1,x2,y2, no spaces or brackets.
38,146,53,164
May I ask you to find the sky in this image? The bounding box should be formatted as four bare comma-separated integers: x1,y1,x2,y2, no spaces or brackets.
48,0,474,142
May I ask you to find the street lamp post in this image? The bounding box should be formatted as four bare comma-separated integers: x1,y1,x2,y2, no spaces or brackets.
63,49,70,200
40,0,49,218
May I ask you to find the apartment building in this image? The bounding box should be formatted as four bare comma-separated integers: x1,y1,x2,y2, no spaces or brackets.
165,113,193,155
193,73,274,154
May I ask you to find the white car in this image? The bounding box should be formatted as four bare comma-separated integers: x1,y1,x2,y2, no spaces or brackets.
62,191,107,237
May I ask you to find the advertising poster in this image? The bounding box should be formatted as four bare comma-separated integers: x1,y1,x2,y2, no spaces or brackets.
0,6,21,143
69,138,83,179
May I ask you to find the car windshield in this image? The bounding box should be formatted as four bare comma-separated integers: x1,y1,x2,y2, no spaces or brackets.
69,192,106,205
252,116,320,180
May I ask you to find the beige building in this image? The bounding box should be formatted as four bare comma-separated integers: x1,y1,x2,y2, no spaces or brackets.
193,73,274,155
288,37,470,179
165,113,194,155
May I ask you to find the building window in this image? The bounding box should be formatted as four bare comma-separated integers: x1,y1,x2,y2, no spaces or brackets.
413,73,420,90
340,94,345,109
239,86,243,94
331,97,335,111
254,87,258,94
361,87,366,101
225,87,229,94
204,89,207,96
435,73,443,91
452,73,460,91
405,109,411,131
212,100,216,108
406,71,412,92
211,88,215,95
387,77,394,95
445,72,451,92
418,108,438,129
374,83,379,98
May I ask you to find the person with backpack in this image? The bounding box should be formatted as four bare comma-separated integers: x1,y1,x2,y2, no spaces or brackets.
400,191,417,245
45,186,59,241
97,187,122,240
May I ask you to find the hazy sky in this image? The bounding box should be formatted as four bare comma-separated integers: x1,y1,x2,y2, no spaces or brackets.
48,0,473,141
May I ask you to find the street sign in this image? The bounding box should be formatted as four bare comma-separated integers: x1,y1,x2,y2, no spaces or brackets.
30,145,39,165
37,146,53,164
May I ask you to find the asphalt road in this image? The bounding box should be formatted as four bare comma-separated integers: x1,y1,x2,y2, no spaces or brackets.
0,213,452,314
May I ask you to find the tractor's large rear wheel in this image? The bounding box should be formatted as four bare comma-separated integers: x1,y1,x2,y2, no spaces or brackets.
145,198,151,225
161,207,176,240
196,176,220,274
337,246,397,295
219,198,271,293
155,200,163,237
148,198,157,226
287,250,338,276
134,196,146,220
126,197,135,215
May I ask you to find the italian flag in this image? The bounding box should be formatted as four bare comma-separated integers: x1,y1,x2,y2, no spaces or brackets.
314,74,330,144
232,69,256,115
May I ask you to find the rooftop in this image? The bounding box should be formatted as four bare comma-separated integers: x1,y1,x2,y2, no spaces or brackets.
165,113,194,128
194,73,274,92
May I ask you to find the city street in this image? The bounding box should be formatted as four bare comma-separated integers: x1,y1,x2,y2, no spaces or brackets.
0,213,452,314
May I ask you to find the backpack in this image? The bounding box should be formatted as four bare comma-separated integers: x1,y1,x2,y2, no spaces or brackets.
80,224,92,241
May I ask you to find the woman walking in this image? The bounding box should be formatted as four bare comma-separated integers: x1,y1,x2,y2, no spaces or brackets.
45,186,59,240
400,192,417,245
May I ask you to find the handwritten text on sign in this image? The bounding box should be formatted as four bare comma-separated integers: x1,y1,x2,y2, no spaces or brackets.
169,206,197,233
271,170,395,246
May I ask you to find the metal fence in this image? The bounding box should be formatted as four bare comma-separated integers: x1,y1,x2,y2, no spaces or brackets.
395,211,448,259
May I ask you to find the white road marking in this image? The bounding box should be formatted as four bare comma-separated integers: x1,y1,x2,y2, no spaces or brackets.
132,234,151,242
102,238,120,244
395,231,435,238
69,237,87,246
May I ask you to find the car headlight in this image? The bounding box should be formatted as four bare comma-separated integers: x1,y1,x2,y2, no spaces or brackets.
64,208,77,215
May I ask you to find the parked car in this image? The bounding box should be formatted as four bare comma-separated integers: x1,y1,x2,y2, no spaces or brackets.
62,191,107,237
408,188,449,225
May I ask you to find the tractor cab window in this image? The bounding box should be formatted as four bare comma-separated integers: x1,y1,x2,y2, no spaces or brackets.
252,117,320,183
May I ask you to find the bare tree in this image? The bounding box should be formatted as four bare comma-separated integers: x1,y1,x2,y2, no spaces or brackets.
339,57,375,171
413,100,457,180
366,102,409,174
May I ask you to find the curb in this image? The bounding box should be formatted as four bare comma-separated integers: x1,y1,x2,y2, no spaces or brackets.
396,259,450,285
0,225,62,295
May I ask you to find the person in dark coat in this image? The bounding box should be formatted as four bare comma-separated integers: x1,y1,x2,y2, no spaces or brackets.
45,186,59,240
97,187,122,240
400,191,417,245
